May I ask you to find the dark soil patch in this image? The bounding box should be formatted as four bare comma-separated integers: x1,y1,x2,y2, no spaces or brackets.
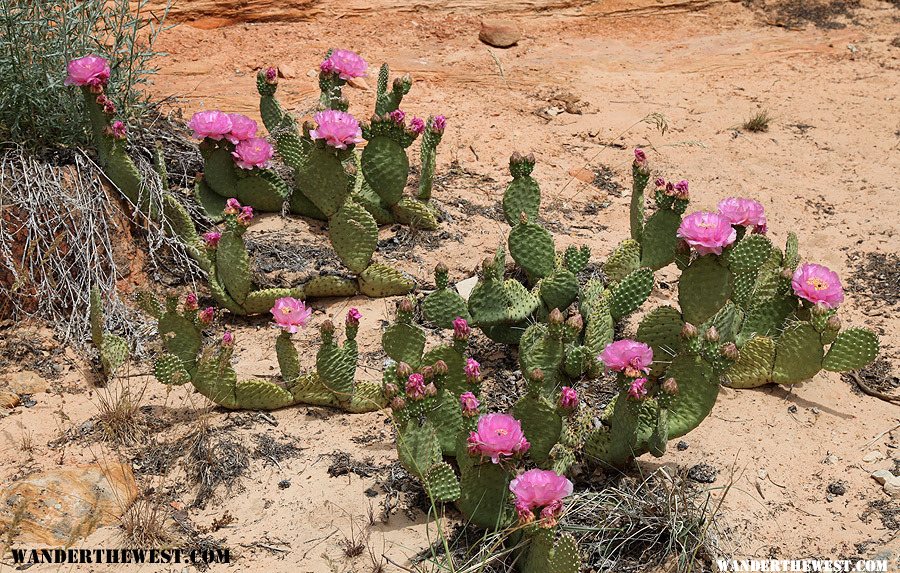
246,231,347,288
593,164,624,197
452,197,505,222
327,451,379,478
376,461,431,522
846,251,900,308
745,0,861,29
187,427,250,508
253,434,302,466
687,463,719,483
0,327,68,380
841,357,899,396
863,499,900,530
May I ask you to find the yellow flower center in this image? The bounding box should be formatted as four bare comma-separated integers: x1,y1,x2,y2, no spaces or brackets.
496,428,508,436
281,307,293,315
806,277,829,291
697,221,715,229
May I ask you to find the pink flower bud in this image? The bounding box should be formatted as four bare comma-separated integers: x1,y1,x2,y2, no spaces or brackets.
548,308,564,325
396,362,413,380
202,231,221,248
406,373,426,400
345,307,361,327
390,396,406,410
384,383,399,399
224,198,241,215
721,342,739,360
705,326,719,343
654,177,666,188
106,120,127,139
627,377,648,400
237,205,254,226
199,307,215,324
424,382,438,398
389,109,406,123
432,360,449,376
221,331,234,346
559,386,579,410
265,66,278,84
409,117,425,134
398,298,415,314
184,293,199,311
681,323,698,339
431,115,446,133
453,317,471,339
566,314,584,332
662,377,678,395
460,392,480,417
465,358,481,382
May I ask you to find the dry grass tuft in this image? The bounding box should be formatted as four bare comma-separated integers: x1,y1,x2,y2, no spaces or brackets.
742,110,773,132
94,381,148,446
120,497,175,547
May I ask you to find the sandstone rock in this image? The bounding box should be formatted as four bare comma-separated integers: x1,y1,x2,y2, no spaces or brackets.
863,451,885,463
0,464,138,545
0,390,19,408
277,64,296,79
871,469,894,485
5,371,49,395
455,276,480,300
479,19,522,48
884,476,900,499
347,77,370,91
568,167,595,184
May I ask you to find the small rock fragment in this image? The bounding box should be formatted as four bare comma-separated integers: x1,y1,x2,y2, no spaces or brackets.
863,451,885,463
884,476,900,499
676,440,689,451
479,19,522,48
277,64,296,79
826,481,846,496
871,469,893,485
687,463,718,484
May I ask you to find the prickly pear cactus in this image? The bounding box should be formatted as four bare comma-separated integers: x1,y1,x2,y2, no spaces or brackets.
422,263,471,328
503,152,540,227
89,286,129,378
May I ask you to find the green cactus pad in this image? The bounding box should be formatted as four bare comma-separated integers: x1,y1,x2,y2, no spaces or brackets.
481,323,528,344
345,380,387,413
361,136,409,206
317,341,357,397
392,197,439,230
422,345,467,395
351,178,395,225
518,324,565,387
158,312,202,374
636,305,684,377
702,301,742,344
432,389,466,455
665,354,718,438
235,169,290,212
750,248,786,303
514,394,563,466
417,123,443,202
215,230,252,305
502,175,541,227
234,379,296,410
275,332,301,384
772,322,825,384
329,199,378,273
100,334,129,377
242,288,305,315
727,234,773,274
201,146,239,198
604,240,641,284
538,270,579,314
194,179,226,222
456,460,513,530
563,245,590,274
424,462,461,503
469,277,540,327
192,350,239,409
397,420,442,479
822,328,879,372
563,344,593,378
640,209,682,271
731,269,758,310
648,405,669,458
508,221,556,280
206,273,245,314
609,267,654,321
289,374,339,408
89,287,105,347
303,275,359,298
289,187,328,220
422,289,471,329
382,322,426,368
105,146,144,206
578,278,606,317
154,353,191,386
678,256,733,326
295,146,351,218
522,529,580,573
583,299,614,355
784,232,800,270
358,264,415,297
739,297,796,340
724,336,775,389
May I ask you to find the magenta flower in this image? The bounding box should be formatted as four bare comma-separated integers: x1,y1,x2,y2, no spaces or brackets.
198,307,215,324
465,358,481,381
677,211,737,256
654,177,666,188
309,110,363,149
559,386,579,410
409,117,425,134
406,373,426,400
237,205,254,226
466,413,530,464
184,293,199,311
432,115,446,133
107,120,127,140
791,263,844,309
265,67,278,84
65,55,110,87
633,148,647,165
221,331,234,346
389,109,406,123
270,297,312,334
627,377,649,400
460,392,480,417
232,137,273,170
717,197,767,234
202,230,221,248
600,340,653,377
226,114,258,144
189,111,233,141
319,49,368,80
224,198,241,215
346,308,362,327
509,469,573,526
452,317,470,339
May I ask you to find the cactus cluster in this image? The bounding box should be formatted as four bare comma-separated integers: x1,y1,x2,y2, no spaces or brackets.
89,285,129,378
193,51,445,292
141,293,384,412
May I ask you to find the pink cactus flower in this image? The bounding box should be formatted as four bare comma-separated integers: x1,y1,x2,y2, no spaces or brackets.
270,297,312,334
627,377,649,400
389,109,406,123
633,148,647,165
409,117,425,134
232,137,273,170
791,263,845,309
226,114,259,144
509,468,573,527
654,177,666,188
406,373,426,400
677,211,737,256
107,120,127,140
600,340,653,377
65,55,110,87
717,197,767,234
184,293,199,311
265,67,278,84
559,386,579,410
319,49,368,80
199,307,215,324
221,331,234,346
465,358,481,381
460,392,480,417
431,115,446,133
202,230,221,248
237,205,254,226
309,110,363,149
466,413,530,464
346,308,362,327
188,110,233,141
452,317,470,339
224,198,241,215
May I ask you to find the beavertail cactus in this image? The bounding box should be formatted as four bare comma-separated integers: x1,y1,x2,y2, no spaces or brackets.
89,286,129,378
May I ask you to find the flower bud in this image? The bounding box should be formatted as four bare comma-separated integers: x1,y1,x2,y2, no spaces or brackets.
811,303,829,317
424,382,438,397
384,382,399,399
529,369,544,384
452,316,471,340
681,323,699,339
781,268,794,280
548,308,564,325
390,396,406,410
397,298,414,314
654,177,666,188
432,360,449,376
465,358,481,381
460,391,479,416
265,66,278,84
662,377,678,395
420,366,434,381
705,326,719,343
221,331,234,347
826,315,841,331
559,386,579,410
720,342,739,361
566,313,584,332
396,362,413,380
346,308,361,328
320,320,335,335
198,307,215,325
184,293,199,311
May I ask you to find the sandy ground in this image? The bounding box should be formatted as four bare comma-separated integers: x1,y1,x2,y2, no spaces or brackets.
2,0,899,571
